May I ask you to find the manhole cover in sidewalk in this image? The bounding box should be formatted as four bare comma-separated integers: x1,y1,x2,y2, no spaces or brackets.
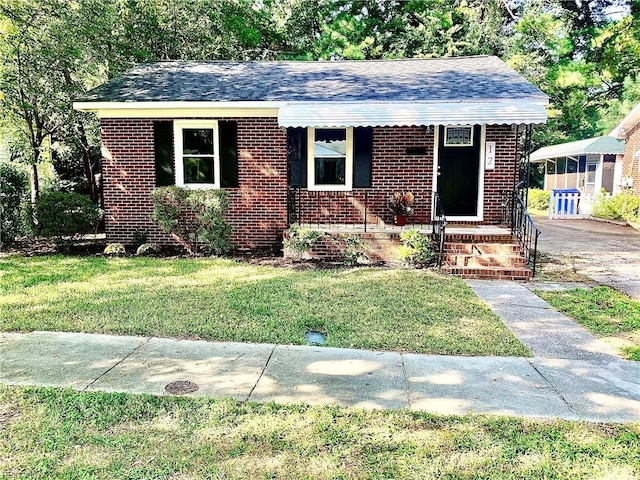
305,331,326,346
165,380,199,395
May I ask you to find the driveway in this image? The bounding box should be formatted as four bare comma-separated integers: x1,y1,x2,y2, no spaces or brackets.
533,216,640,299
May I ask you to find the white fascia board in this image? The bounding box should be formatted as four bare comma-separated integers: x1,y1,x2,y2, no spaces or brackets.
73,100,285,118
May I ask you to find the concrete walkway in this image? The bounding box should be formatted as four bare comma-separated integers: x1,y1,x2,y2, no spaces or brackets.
1,281,639,423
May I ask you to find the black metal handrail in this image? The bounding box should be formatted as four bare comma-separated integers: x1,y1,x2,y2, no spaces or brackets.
501,186,541,276
431,192,447,268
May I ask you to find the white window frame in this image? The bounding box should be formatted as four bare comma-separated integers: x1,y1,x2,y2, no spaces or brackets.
444,125,474,147
307,127,354,191
174,120,220,189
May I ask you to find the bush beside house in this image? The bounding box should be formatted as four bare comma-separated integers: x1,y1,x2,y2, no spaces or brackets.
592,192,640,223
528,189,550,211
0,162,27,246
33,191,102,247
150,186,232,255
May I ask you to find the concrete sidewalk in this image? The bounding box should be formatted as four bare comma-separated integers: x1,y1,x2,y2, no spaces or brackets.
1,281,639,423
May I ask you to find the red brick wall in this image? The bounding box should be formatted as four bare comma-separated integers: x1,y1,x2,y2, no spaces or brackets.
622,123,640,196
100,120,518,251
294,125,517,226
100,117,287,250
484,125,518,223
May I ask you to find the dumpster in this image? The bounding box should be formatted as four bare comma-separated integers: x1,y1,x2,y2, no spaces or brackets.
552,188,580,214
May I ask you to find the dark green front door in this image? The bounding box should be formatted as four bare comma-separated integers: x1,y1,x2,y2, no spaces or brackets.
437,126,481,217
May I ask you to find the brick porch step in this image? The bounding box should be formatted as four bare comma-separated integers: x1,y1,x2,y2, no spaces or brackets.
441,265,533,281
444,242,523,255
442,254,527,268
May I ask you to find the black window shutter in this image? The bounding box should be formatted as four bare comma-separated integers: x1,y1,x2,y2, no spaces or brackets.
287,127,307,187
353,127,373,188
154,121,174,187
219,120,238,188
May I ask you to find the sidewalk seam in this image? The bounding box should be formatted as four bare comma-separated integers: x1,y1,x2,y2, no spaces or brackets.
400,354,412,409
82,337,152,392
527,359,579,418
246,344,276,402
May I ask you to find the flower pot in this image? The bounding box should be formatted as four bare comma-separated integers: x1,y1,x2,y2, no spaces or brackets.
394,213,407,226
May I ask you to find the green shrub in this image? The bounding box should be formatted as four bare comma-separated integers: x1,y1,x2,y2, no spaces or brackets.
399,229,435,266
130,228,148,249
527,189,550,211
283,226,322,252
592,192,640,222
343,235,370,266
0,162,28,247
34,191,101,247
150,186,232,255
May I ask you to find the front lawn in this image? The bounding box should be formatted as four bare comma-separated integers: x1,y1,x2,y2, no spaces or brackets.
0,255,529,356
537,286,640,360
1,386,638,479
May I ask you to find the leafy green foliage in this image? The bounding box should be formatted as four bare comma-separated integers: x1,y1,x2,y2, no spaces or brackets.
33,191,101,247
528,188,550,211
0,161,27,246
150,186,232,255
283,226,323,251
592,192,640,222
399,229,435,266
343,235,369,266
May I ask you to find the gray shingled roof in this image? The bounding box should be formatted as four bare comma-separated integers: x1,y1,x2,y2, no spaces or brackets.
80,56,547,103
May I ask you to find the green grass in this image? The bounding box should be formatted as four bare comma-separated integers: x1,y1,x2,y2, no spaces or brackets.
537,286,640,360
0,255,529,356
1,386,638,479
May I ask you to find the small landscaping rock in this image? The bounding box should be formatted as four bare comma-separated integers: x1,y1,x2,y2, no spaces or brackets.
104,243,126,256
136,243,161,256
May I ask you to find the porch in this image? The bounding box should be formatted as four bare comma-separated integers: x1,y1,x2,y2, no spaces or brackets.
285,188,539,280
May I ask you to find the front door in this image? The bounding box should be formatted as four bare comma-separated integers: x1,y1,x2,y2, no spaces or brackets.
437,125,481,217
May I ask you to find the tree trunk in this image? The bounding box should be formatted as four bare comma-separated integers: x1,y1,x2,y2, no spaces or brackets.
77,122,98,203
30,161,40,205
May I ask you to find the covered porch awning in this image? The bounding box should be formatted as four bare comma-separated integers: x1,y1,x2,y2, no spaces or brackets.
530,136,624,162
277,101,548,128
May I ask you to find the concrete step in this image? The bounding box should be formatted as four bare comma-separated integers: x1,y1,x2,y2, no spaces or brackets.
441,265,533,281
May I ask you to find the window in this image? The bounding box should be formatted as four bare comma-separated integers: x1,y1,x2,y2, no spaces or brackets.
444,126,473,146
174,120,220,189
308,127,353,190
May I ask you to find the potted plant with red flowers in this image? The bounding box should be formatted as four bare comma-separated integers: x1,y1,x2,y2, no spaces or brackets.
390,191,415,226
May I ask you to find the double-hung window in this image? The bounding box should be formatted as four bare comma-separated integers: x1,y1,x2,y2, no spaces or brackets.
174,120,220,189
308,127,353,191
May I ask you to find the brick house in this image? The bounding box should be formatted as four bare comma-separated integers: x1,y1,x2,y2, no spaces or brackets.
74,56,548,258
611,102,640,197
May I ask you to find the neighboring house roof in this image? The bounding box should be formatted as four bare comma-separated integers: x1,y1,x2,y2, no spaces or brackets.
530,136,625,162
75,56,549,127
610,101,640,139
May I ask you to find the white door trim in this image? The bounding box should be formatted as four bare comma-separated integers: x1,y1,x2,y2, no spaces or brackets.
432,124,485,222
